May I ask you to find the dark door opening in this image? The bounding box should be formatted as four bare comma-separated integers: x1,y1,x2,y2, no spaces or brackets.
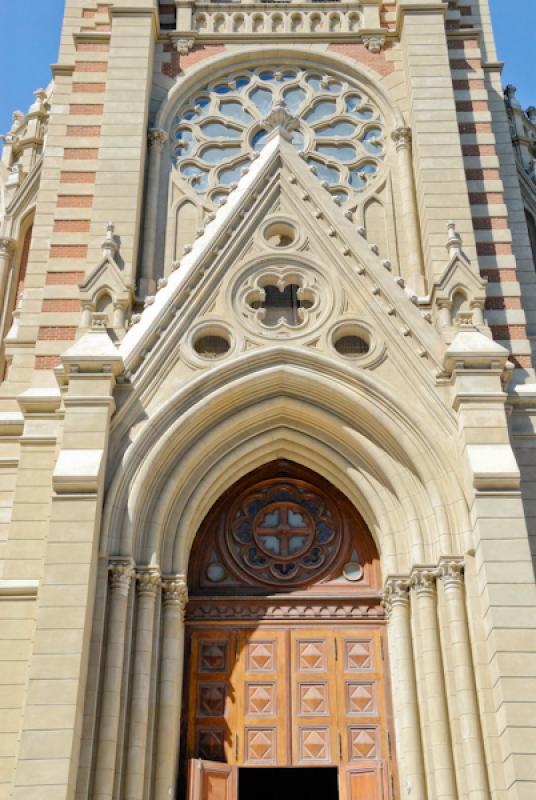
239,767,339,800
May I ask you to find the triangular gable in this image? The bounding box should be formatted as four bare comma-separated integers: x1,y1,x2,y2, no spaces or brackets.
79,253,133,305
120,133,446,384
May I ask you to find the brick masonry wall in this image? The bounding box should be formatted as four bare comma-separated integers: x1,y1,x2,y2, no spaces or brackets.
449,33,534,370
33,17,109,374
328,43,395,78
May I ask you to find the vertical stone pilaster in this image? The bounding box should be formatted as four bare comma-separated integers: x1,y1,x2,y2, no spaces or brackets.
89,4,158,288
154,576,188,800
140,130,169,297
440,559,490,800
446,332,536,799
0,238,15,317
412,568,458,800
93,561,135,800
10,329,121,800
383,578,427,800
398,0,478,284
123,568,161,800
391,128,425,295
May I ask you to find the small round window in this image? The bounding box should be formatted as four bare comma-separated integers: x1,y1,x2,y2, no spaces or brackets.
334,334,369,357
263,222,296,248
194,334,230,359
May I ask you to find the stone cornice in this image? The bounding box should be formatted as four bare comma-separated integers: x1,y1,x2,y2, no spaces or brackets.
0,579,39,599
51,64,75,78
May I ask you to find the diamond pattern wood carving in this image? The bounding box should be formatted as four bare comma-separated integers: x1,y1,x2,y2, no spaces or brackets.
198,684,226,717
349,727,379,760
200,641,228,672
186,626,390,786
347,682,376,715
300,728,330,761
197,729,225,761
298,640,326,671
299,683,328,714
247,641,275,672
345,640,373,671
246,684,275,715
246,729,275,762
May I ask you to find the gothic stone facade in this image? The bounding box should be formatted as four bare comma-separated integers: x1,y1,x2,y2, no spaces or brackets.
1,1,536,799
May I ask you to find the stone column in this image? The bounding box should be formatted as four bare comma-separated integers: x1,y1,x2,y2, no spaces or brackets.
93,561,135,800
440,559,490,800
412,568,457,800
154,576,188,800
0,237,15,315
140,129,168,298
384,578,427,800
391,127,424,295
124,568,161,800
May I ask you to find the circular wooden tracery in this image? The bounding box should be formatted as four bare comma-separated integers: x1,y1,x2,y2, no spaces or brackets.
188,460,381,598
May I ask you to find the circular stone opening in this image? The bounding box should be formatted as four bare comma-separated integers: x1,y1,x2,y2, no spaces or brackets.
334,334,369,357
194,334,231,359
263,221,296,248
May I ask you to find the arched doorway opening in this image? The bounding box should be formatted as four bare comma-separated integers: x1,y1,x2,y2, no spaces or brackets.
181,461,396,800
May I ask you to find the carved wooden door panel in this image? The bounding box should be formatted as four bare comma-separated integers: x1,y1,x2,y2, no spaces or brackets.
186,631,238,764
188,759,237,800
335,629,389,799
290,629,339,766
186,625,391,798
236,629,289,766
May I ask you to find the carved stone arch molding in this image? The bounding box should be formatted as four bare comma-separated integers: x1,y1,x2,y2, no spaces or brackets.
102,350,470,576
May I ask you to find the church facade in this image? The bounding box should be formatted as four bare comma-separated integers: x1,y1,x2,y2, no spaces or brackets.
1,1,536,799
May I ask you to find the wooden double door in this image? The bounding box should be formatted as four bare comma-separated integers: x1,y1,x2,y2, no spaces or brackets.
185,624,393,799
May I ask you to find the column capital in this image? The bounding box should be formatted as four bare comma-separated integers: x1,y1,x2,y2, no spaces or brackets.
391,126,412,151
136,567,161,597
0,237,16,256
162,575,188,615
148,128,168,150
109,559,135,595
439,557,465,592
382,577,411,617
410,566,439,596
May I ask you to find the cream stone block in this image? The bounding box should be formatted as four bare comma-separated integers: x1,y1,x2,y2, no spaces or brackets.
30,654,82,681
18,730,75,761
33,627,86,655
465,446,520,492
12,757,71,786
41,565,91,587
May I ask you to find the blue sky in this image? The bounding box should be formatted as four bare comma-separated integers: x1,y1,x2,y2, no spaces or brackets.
0,0,534,135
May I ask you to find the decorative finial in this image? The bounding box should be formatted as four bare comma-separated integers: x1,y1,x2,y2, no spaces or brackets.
102,221,118,257
447,220,462,257
263,102,299,142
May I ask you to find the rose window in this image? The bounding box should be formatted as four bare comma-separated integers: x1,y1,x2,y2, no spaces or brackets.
223,481,342,586
173,67,385,209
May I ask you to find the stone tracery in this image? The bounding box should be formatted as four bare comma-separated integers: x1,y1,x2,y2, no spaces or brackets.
172,66,385,210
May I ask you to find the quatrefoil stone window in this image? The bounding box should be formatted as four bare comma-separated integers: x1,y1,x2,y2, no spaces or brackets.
172,66,385,210
247,281,315,328
238,268,323,337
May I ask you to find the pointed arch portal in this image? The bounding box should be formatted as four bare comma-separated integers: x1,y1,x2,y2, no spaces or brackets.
181,461,395,800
